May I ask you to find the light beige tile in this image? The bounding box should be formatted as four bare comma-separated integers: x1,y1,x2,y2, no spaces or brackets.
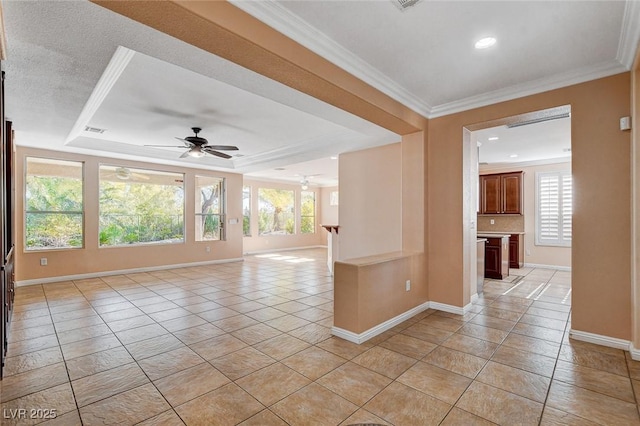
546,380,640,424
66,346,134,381
317,336,369,360
231,323,282,345
559,341,627,376
211,314,259,332
105,315,155,332
469,314,516,332
287,322,331,344
115,323,168,345
282,346,346,380
502,333,561,358
423,346,487,379
352,346,416,379
442,333,498,359
239,409,289,426
553,359,634,402
137,409,185,426
72,362,149,407
154,362,231,407
512,322,565,343
457,323,509,344
317,361,391,406
138,346,204,381
190,334,247,360
1,362,69,402
6,334,59,357
61,334,122,360
1,383,76,426
3,346,63,376
340,409,391,426
125,334,184,361
174,383,264,426
210,347,275,380
39,410,82,426
236,363,310,406
476,361,550,403
540,406,600,426
440,407,496,426
456,381,543,425
254,334,310,360
401,322,454,344
172,323,225,345
490,344,557,378
378,333,437,359
271,383,358,426
397,361,471,404
79,383,170,425
364,381,451,426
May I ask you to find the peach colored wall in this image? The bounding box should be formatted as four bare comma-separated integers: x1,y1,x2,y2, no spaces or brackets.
242,178,324,254
402,131,425,253
632,49,640,350
15,147,244,283
334,252,426,334
338,143,402,261
429,73,631,339
479,162,572,268
319,186,339,226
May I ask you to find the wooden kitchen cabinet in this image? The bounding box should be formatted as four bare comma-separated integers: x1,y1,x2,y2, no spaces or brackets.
482,235,509,280
509,234,524,269
479,171,523,215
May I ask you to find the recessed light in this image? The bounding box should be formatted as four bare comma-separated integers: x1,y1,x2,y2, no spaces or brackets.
475,37,496,49
274,167,286,171
488,136,499,141
330,156,338,160
509,154,518,158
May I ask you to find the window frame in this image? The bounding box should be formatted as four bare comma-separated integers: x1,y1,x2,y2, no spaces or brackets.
98,164,186,248
242,185,251,237
535,170,572,247
195,175,226,242
300,190,316,234
24,156,85,252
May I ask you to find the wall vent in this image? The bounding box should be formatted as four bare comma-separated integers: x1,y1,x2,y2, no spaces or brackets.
391,0,422,11
506,112,570,129
84,126,106,134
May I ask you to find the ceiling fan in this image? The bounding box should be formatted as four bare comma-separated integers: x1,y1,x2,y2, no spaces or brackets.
101,167,149,181
145,127,239,159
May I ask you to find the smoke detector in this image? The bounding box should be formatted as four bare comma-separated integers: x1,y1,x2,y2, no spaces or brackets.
391,0,422,11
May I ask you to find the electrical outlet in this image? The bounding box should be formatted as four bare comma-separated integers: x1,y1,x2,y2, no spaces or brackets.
490,219,495,225
526,250,531,256
405,280,411,291
205,246,211,253
40,258,47,266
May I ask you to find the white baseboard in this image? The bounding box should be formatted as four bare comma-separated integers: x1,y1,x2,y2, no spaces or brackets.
16,257,245,287
569,329,630,351
524,263,571,271
243,245,327,255
430,301,465,316
629,343,640,361
331,301,431,344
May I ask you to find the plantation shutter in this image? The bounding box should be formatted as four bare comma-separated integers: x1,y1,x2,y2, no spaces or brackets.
536,171,571,247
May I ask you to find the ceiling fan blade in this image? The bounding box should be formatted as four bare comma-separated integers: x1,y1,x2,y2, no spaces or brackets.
179,151,191,158
204,145,239,151
175,137,194,147
203,148,232,159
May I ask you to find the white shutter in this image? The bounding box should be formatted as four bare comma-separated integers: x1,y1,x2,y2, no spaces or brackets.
536,171,572,247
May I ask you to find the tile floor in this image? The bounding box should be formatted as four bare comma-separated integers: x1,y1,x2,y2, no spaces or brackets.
1,249,639,425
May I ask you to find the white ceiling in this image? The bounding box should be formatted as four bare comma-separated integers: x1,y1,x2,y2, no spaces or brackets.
2,1,639,184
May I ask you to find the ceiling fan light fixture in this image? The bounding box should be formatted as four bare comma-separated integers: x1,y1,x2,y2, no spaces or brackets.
475,37,496,49
188,147,205,158
301,179,309,190
115,167,131,180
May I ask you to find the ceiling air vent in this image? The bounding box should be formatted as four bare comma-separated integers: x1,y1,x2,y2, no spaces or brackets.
84,126,106,134
391,0,422,11
506,112,570,129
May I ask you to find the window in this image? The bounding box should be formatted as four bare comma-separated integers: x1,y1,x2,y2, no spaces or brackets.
25,157,84,250
243,185,251,237
258,188,294,235
99,166,184,246
301,191,316,234
195,176,225,241
536,171,572,247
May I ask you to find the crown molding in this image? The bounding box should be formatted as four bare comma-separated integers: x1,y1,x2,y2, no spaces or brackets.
65,46,135,145
617,0,640,69
429,60,627,118
229,0,432,118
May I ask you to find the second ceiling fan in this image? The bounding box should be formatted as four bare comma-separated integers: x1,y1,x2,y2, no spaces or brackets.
146,127,239,159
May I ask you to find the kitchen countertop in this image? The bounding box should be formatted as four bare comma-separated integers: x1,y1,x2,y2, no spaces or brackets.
477,231,525,235
477,233,511,238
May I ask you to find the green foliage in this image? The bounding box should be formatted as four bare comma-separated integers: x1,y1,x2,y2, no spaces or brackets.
25,173,84,250
300,191,315,234
243,215,251,237
99,178,184,246
258,188,294,235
